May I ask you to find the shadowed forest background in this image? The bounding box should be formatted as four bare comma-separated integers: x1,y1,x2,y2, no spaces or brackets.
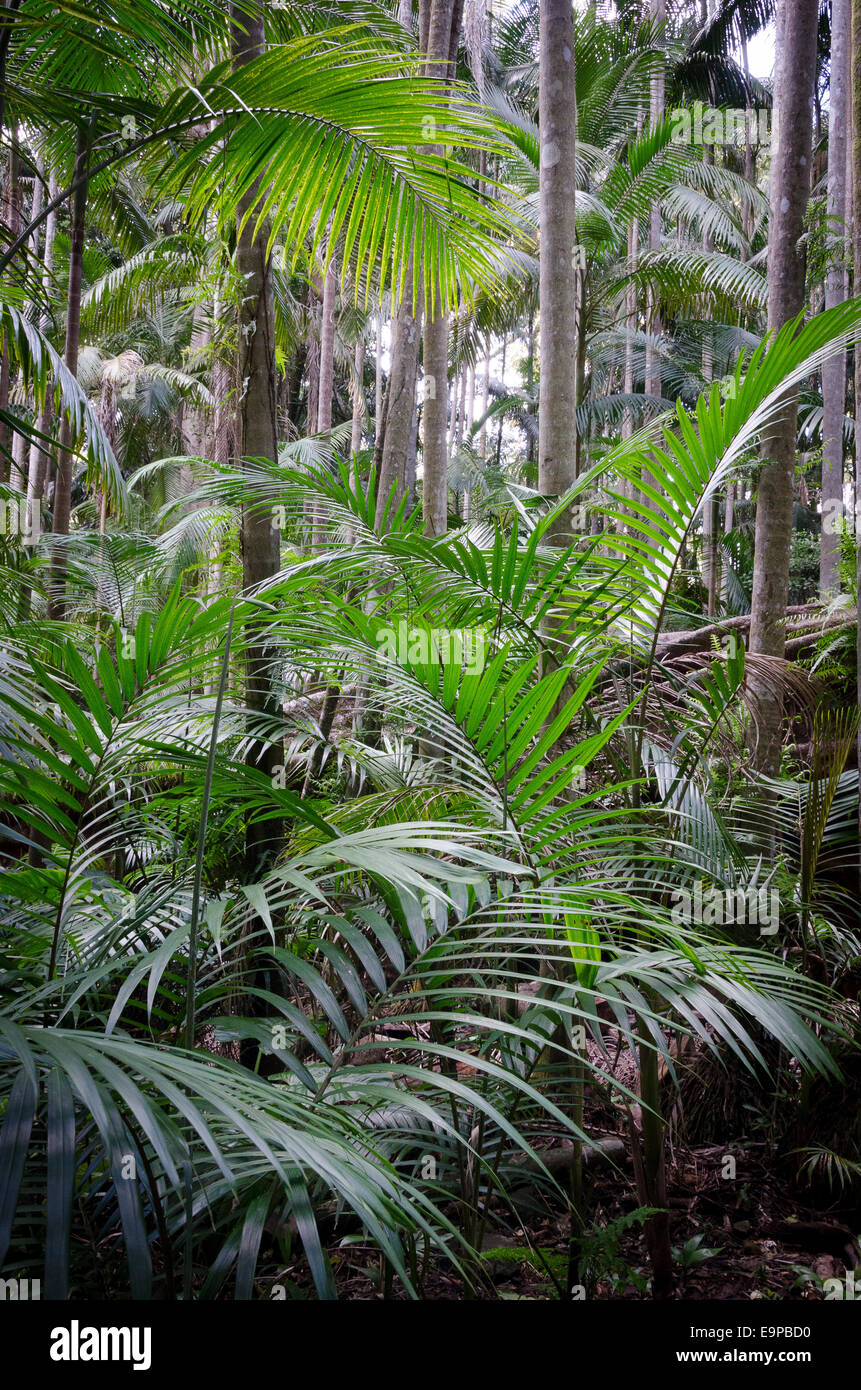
1,0,861,1305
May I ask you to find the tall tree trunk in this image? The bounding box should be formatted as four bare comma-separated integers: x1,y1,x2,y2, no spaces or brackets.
374,312,384,443
494,335,507,469
373,0,428,540
47,124,89,621
314,248,337,547
477,344,490,458
622,219,638,449
748,0,818,774
740,27,756,249
0,131,20,487
702,148,719,615
26,168,57,518
316,254,337,438
644,0,665,411
3,134,23,490
538,0,578,535
421,0,463,538
231,0,283,872
820,0,850,597
373,289,421,531
350,337,365,456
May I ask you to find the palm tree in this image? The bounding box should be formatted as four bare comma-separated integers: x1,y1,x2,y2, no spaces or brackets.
2,0,861,1310
748,0,819,774
819,0,850,598
537,0,580,529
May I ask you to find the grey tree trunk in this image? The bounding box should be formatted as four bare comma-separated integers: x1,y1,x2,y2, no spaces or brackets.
350,338,365,455
702,148,718,615
820,0,850,597
421,0,463,538
748,0,818,774
47,125,89,621
373,288,421,531
622,219,637,444
313,249,337,546
538,0,578,531
644,0,665,409
231,0,283,870
477,345,490,458
374,312,384,442
0,133,20,488
316,254,337,438
26,168,58,518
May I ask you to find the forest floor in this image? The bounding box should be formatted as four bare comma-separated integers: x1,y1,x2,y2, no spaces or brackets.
318,1134,860,1300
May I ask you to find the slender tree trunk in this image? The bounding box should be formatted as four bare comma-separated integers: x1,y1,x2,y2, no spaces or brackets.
720,480,735,605
494,335,507,469
447,369,457,449
466,362,475,444
740,27,756,248
374,290,421,531
3,135,23,490
26,168,57,519
623,220,638,446
748,0,818,774
457,368,467,449
644,0,665,410
820,0,850,597
538,0,578,535
421,0,463,538
702,148,719,615
374,312,384,443
314,247,337,546
316,254,337,438
477,344,490,458
373,0,428,539
350,337,365,455
231,0,283,871
47,125,89,621
0,132,20,487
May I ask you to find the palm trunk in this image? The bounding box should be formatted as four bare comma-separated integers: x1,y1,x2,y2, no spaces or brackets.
47,125,89,621
350,338,365,456
231,0,283,871
478,344,490,458
820,0,850,597
0,133,20,487
748,0,818,774
314,247,337,547
644,0,665,411
374,311,384,443
740,28,756,248
494,335,507,469
421,0,463,539
373,0,427,541
26,168,57,517
702,149,718,615
373,285,421,532
538,0,579,535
